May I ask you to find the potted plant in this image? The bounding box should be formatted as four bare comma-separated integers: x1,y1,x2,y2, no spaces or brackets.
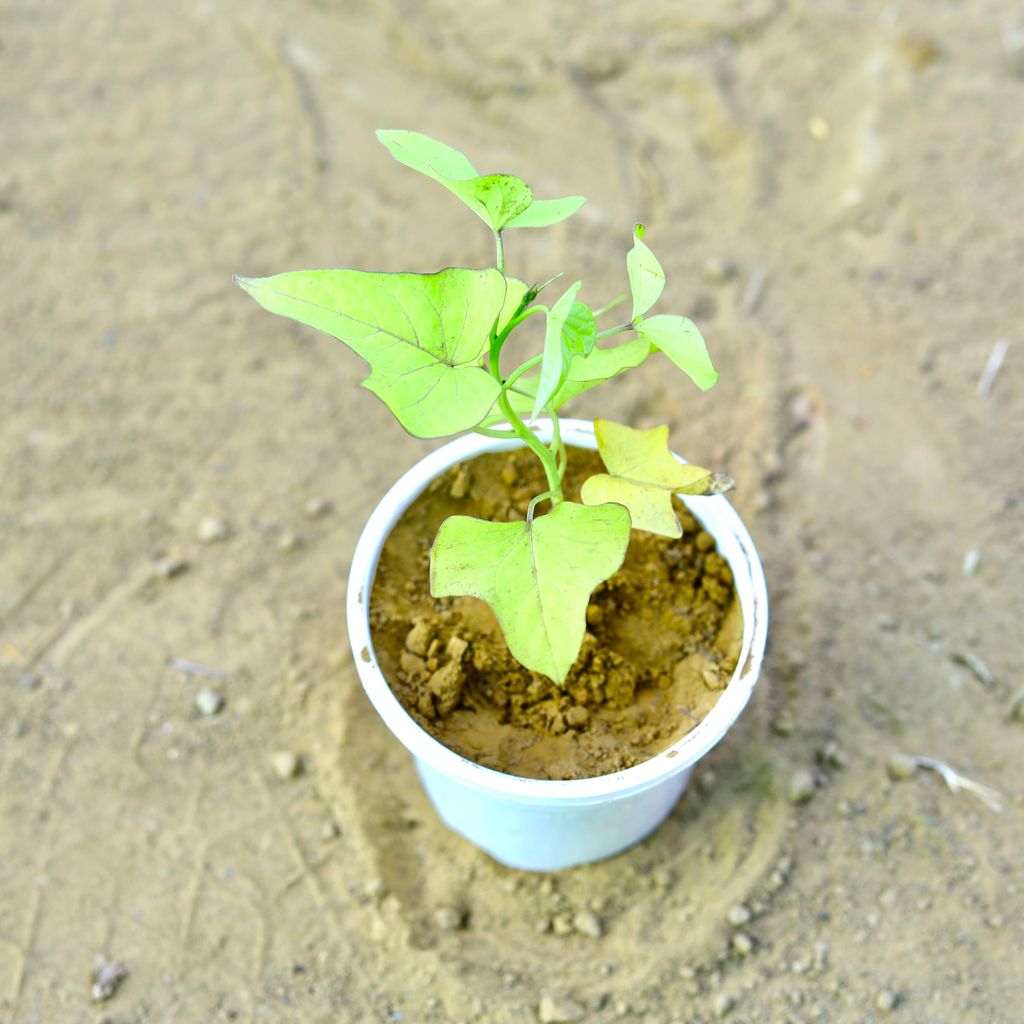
236,131,768,871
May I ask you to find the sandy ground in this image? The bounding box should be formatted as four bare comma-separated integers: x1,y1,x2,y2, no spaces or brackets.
1,1,1022,1021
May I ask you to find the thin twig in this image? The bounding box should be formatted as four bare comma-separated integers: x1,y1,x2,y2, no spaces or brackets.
976,339,1008,396
912,756,1003,813
169,657,230,680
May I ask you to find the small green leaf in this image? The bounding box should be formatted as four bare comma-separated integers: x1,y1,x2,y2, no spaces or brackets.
637,314,718,390
495,277,531,335
430,501,631,683
532,281,581,418
235,268,509,438
376,129,478,183
626,223,665,320
444,174,534,231
563,301,596,357
377,130,581,234
581,419,721,537
502,336,653,417
504,195,586,229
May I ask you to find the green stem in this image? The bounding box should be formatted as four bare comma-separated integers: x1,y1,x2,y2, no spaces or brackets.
527,490,558,523
497,389,563,504
503,354,543,393
495,231,505,274
550,410,567,481
595,322,634,341
474,425,519,439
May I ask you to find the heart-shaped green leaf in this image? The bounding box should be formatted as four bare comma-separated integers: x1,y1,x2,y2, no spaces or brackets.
431,502,631,683
444,174,534,231
581,419,727,537
532,281,581,418
627,224,665,321
637,314,718,390
377,130,585,233
235,268,513,438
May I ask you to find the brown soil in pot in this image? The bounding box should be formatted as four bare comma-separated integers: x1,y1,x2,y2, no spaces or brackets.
369,446,742,780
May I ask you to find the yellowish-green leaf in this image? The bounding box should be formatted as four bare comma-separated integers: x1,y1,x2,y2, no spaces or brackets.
638,314,718,390
504,195,586,229
376,130,585,233
235,268,509,438
581,419,723,537
532,281,581,418
626,224,665,320
430,502,630,683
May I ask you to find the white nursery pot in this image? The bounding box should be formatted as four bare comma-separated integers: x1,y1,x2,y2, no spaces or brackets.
347,419,769,872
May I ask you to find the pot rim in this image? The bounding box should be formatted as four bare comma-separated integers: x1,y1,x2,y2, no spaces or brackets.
347,418,769,805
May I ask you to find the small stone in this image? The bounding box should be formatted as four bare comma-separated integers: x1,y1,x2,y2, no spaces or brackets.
727,905,751,927
566,706,589,729
886,753,918,781
17,673,42,690
449,468,471,499
731,933,754,956
786,769,816,805
962,548,980,576
154,557,189,579
551,913,574,936
711,992,734,1018
446,635,469,663
702,256,737,285
573,910,603,938
321,821,340,839
897,33,939,69
806,116,830,140
432,905,464,932
303,496,332,519
272,750,302,779
875,989,897,1013
197,517,229,543
278,531,302,552
817,740,847,769
194,688,224,717
405,619,434,657
91,956,130,1003
1007,690,1024,722
771,711,795,737
538,993,586,1023
428,661,463,716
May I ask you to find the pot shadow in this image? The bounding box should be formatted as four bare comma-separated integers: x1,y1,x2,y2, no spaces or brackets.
335,663,792,989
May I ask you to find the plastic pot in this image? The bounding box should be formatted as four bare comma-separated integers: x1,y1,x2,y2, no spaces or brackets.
347,419,768,871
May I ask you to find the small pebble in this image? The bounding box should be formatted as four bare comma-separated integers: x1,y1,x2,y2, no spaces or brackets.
197,517,229,543
303,496,332,519
727,905,751,927
962,548,980,576
194,688,224,717
155,557,189,579
573,910,603,938
1007,690,1024,722
278,531,302,552
807,115,831,140
91,956,130,1003
731,933,754,956
432,905,464,932
786,769,816,805
272,750,302,779
702,256,737,284
886,753,918,781
875,989,897,1013
712,992,735,1019
538,993,586,1023
17,673,42,690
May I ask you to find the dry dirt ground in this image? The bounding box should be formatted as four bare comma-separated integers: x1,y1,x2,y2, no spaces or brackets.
1,1,1022,1022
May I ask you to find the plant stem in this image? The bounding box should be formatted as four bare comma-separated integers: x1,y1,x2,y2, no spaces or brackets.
595,322,634,341
526,490,558,523
474,425,519,439
503,354,543,393
550,410,568,481
497,389,563,504
495,231,505,274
